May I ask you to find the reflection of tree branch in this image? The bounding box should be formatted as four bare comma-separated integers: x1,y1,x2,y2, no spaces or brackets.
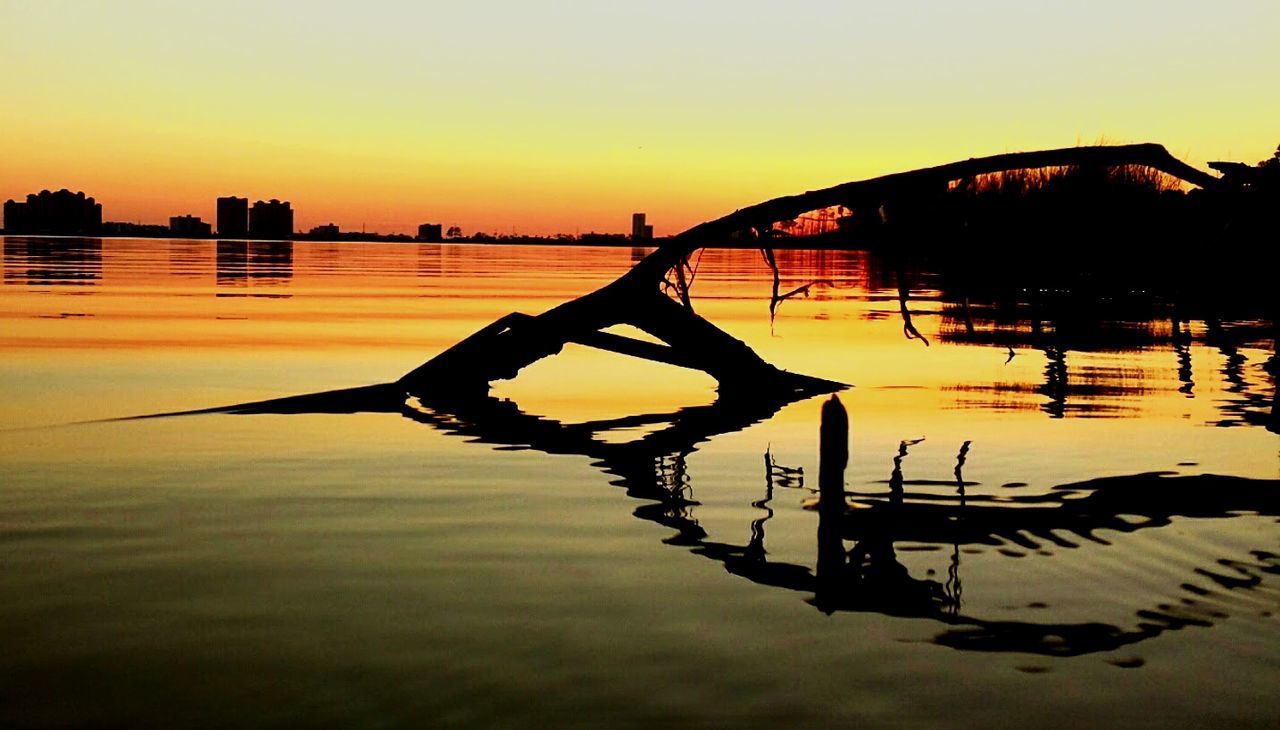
897,267,930,347
936,549,1279,656
843,472,1280,550
134,384,1280,658
946,441,971,612
760,246,833,327
888,438,925,504
765,447,804,490
747,457,776,562
953,440,971,505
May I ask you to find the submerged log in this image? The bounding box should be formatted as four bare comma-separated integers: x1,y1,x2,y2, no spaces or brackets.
400,144,1223,398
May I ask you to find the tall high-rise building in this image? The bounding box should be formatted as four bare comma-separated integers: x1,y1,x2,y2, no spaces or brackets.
3,189,102,235
248,199,293,239
631,212,652,242
217,196,249,237
417,223,443,242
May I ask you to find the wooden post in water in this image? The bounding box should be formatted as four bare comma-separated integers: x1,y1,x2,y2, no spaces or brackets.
815,394,849,612
819,395,849,500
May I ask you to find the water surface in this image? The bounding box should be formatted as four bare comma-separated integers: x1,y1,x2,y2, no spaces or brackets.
1,237,1277,727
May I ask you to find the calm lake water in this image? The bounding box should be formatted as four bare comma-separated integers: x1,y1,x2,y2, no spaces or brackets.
1,236,1277,727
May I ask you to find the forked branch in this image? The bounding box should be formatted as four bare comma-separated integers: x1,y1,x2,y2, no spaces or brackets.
400,144,1221,397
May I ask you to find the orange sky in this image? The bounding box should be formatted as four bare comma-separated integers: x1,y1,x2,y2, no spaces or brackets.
3,2,1278,236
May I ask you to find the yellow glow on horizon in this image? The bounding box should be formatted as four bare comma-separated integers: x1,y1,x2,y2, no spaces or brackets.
3,1,1278,235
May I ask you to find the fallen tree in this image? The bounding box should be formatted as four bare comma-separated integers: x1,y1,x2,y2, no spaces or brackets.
399,143,1224,400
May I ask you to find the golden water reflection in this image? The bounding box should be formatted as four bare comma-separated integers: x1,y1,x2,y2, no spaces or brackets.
1,236,1278,725
0,237,1273,431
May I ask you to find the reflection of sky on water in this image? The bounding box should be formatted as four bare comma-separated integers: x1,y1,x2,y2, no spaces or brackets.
0,236,1276,726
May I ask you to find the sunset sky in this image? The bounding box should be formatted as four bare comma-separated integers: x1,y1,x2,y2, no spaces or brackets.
3,1,1278,236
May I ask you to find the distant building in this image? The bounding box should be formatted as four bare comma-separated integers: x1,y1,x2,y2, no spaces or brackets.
170,215,212,237
249,199,293,239
3,189,102,235
579,232,630,245
217,196,249,237
309,223,340,237
631,212,652,242
101,221,170,237
416,223,443,242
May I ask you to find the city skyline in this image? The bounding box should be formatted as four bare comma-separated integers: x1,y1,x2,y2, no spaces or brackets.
0,182,659,239
2,186,654,240
4,1,1279,236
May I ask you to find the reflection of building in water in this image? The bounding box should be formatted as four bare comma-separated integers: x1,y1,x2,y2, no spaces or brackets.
217,196,249,237
167,240,208,279
215,241,247,287
216,240,293,294
169,215,212,237
248,199,293,239
417,244,443,277
3,237,103,286
3,190,102,235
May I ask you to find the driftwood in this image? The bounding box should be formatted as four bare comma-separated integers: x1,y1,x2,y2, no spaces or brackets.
120,144,1274,658
400,143,1222,400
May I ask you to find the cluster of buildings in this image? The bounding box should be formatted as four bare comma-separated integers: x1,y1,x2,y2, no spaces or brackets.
170,215,211,237
0,189,298,239
216,196,294,239
3,189,103,236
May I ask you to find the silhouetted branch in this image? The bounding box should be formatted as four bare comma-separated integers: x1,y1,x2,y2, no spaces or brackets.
397,144,1217,398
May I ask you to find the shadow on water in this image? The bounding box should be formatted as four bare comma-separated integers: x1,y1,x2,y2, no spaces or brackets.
131,378,1280,659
